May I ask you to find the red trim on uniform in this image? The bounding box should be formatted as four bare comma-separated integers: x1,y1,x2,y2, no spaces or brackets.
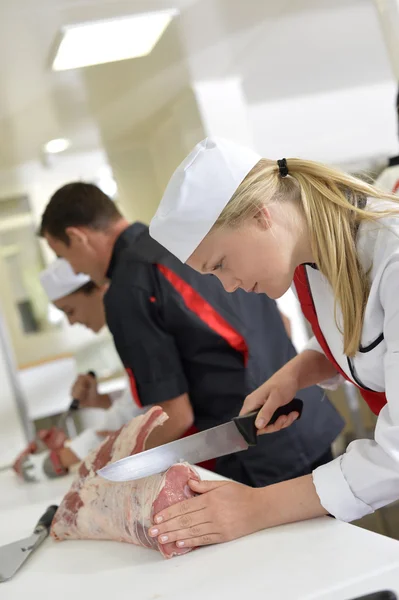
157,264,249,366
393,180,399,194
126,367,142,408
293,265,386,415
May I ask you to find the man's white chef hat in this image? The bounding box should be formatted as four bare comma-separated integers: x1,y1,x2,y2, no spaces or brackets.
40,259,90,302
149,137,261,263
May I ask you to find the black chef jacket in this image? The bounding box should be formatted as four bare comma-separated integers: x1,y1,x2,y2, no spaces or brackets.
104,223,344,487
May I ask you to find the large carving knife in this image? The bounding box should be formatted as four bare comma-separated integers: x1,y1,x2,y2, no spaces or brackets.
98,398,303,482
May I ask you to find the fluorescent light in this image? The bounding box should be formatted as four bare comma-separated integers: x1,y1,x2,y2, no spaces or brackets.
52,10,178,71
44,138,70,154
95,166,118,198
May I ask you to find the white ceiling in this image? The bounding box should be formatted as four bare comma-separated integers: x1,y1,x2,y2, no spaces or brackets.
0,0,392,170
0,0,195,168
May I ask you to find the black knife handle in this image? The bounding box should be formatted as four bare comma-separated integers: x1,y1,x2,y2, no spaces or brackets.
69,370,96,411
69,398,80,411
233,398,303,446
34,505,58,534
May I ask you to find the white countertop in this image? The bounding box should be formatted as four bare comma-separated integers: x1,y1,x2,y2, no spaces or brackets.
0,468,75,511
1,468,399,600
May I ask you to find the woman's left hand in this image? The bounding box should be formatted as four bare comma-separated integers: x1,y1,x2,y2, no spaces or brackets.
149,479,265,549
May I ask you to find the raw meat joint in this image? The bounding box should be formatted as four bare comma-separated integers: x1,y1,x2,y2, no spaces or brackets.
51,406,200,558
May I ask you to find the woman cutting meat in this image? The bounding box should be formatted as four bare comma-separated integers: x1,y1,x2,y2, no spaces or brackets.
147,137,399,550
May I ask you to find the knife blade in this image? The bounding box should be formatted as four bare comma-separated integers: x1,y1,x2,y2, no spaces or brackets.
0,504,58,583
98,398,303,482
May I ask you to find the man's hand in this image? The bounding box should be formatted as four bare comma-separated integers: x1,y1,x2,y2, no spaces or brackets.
144,394,194,449
18,451,68,482
38,427,67,450
13,427,70,481
71,374,111,409
13,441,38,476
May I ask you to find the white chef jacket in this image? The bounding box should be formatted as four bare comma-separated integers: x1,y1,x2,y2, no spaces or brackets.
301,198,399,522
69,386,148,460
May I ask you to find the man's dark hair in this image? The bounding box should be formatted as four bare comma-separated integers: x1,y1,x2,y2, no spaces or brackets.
39,182,122,245
74,280,98,296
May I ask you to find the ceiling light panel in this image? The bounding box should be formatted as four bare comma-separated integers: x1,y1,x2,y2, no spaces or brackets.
52,9,178,71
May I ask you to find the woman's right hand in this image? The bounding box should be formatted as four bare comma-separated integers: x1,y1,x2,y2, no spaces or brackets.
239,368,300,435
240,349,338,435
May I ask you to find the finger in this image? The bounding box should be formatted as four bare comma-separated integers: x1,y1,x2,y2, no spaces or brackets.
254,392,285,429
282,411,299,428
74,375,90,390
149,507,209,538
255,390,298,429
239,390,269,416
259,411,299,435
176,533,223,548
72,382,84,395
271,411,299,432
188,479,228,494
153,494,208,526
156,524,223,547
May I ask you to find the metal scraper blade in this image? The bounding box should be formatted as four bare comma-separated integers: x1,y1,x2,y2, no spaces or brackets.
0,530,46,582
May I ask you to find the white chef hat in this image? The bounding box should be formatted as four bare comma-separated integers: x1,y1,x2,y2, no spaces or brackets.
40,259,91,302
149,137,261,263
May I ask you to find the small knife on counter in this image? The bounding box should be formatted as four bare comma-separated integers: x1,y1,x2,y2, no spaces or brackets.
98,398,303,482
0,505,58,583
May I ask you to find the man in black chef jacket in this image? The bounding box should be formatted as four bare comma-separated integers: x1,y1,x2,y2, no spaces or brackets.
39,182,344,487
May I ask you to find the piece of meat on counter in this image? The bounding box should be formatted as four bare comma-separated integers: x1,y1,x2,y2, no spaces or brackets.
51,406,200,559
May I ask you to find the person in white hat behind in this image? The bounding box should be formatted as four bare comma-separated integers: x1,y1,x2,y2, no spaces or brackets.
13,259,143,482
147,136,399,549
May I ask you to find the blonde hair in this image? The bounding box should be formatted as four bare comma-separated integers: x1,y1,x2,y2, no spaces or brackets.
214,158,399,357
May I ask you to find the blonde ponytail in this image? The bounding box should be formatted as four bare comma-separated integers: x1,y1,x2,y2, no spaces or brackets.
215,158,399,357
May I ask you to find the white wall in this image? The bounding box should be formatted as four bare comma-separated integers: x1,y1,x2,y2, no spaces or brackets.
106,88,205,224
0,148,116,365
106,144,160,224
249,81,398,166
176,0,397,167
147,88,205,206
239,1,392,103
0,304,28,467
